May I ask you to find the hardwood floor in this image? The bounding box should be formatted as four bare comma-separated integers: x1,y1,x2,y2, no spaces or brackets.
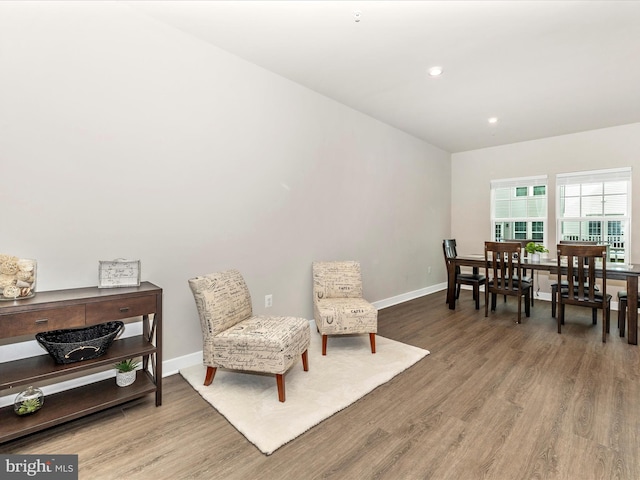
2,290,639,479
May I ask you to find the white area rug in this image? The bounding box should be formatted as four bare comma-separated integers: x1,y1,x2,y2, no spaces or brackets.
180,333,430,455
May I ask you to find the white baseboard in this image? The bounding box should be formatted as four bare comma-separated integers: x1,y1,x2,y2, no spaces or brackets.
372,282,447,310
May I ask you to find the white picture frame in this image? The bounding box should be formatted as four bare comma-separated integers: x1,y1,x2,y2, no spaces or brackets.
98,259,141,288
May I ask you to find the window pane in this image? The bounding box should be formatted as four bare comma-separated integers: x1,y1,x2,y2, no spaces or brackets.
562,197,581,217
511,199,527,217
515,187,528,197
582,183,603,196
564,184,581,197
604,193,627,216
514,221,527,239
527,197,546,217
533,185,546,196
494,200,510,218
582,196,603,216
531,221,544,241
605,181,627,195
561,221,581,241
495,188,510,200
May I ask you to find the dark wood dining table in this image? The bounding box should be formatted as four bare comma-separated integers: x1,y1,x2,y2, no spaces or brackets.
447,253,640,345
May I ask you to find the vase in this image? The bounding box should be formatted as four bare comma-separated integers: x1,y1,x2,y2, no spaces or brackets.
531,253,541,263
116,370,136,387
0,257,37,300
14,386,44,416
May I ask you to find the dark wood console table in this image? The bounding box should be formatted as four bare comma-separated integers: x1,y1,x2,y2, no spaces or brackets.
0,282,162,443
446,254,640,345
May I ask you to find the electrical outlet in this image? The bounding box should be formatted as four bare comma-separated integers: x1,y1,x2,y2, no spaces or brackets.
265,294,273,308
428,266,432,274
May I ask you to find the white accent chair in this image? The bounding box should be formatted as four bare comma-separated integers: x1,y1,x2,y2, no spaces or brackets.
312,261,377,355
188,269,310,402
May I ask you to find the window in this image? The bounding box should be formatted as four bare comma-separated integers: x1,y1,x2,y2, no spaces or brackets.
491,175,548,244
557,167,631,263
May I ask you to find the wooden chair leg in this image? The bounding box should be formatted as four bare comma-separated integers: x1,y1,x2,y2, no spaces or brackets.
558,304,563,333
619,298,627,337
322,334,328,356
592,308,598,325
485,289,489,318
551,284,557,318
276,374,285,402
603,306,609,343
474,285,480,310
204,366,217,386
301,350,309,371
369,333,376,354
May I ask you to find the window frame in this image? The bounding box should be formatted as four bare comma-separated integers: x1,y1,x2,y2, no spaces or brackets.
490,175,548,245
556,167,632,263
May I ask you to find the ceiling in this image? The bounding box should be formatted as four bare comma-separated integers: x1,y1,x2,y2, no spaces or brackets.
127,1,640,153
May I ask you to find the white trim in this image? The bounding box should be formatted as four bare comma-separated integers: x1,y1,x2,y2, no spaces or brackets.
490,174,548,189
557,167,631,185
372,282,447,310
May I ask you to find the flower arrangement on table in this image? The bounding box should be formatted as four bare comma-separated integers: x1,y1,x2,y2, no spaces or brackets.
525,242,549,262
0,254,37,299
525,242,549,255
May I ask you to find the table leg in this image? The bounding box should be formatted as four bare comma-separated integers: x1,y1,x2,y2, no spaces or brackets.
627,276,638,345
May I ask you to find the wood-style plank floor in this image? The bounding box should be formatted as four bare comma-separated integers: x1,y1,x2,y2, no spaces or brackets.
2,290,639,479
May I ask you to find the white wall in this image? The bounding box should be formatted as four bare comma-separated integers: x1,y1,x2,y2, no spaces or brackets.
451,122,640,294
0,2,451,363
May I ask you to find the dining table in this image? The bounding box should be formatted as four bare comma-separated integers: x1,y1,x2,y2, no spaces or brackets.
446,253,640,345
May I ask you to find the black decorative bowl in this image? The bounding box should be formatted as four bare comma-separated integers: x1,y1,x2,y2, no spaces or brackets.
36,321,124,364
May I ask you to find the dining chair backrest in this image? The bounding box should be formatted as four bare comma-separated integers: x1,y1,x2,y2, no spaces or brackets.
443,239,461,274
484,241,523,293
556,244,607,304
443,239,457,261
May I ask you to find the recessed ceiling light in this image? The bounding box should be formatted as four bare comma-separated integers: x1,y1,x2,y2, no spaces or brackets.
428,66,443,77
488,117,498,124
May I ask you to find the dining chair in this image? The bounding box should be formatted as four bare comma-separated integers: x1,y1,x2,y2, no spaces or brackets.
484,241,531,324
443,239,486,310
556,243,611,342
504,239,536,307
550,240,598,318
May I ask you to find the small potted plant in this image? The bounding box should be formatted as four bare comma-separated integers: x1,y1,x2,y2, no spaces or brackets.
525,242,549,262
114,359,140,387
13,386,44,416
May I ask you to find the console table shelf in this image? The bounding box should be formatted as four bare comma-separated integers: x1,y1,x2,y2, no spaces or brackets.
0,282,162,444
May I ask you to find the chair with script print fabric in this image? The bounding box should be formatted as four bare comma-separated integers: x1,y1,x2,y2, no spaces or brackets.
188,269,310,402
312,261,377,355
484,241,531,324
556,243,611,342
